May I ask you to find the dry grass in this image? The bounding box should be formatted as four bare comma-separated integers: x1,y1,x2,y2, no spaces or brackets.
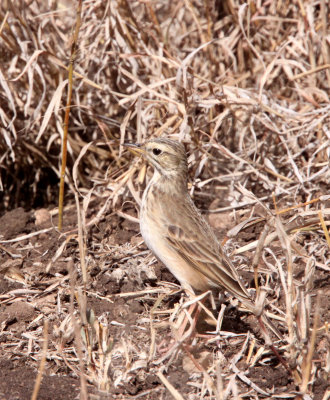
0,0,329,399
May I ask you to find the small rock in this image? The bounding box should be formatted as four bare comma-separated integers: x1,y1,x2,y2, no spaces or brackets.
34,208,52,226
0,207,29,239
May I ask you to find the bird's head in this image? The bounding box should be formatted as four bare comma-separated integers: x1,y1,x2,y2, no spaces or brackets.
125,138,188,180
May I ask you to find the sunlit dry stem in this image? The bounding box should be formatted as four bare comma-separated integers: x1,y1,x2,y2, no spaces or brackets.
301,292,321,393
68,259,88,400
252,222,270,294
318,210,330,248
75,192,87,287
31,319,49,400
58,0,82,230
277,197,323,216
275,217,301,381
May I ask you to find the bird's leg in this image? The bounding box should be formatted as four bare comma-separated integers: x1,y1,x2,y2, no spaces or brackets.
175,301,200,339
154,304,197,365
174,290,217,342
154,291,214,363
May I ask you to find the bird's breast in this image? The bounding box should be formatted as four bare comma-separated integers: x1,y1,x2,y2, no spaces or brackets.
139,185,211,292
140,187,163,257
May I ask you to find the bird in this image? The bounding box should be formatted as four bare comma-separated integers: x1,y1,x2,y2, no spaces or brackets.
125,138,280,339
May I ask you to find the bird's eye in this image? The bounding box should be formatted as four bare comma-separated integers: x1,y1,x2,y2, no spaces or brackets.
152,148,162,156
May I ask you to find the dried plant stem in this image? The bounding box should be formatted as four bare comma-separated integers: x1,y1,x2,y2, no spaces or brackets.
252,222,270,293
68,259,88,400
275,217,302,382
300,292,321,393
292,64,330,80
75,192,87,287
148,293,166,361
0,10,9,34
156,371,185,400
318,211,330,248
31,319,49,400
58,0,82,230
277,196,324,216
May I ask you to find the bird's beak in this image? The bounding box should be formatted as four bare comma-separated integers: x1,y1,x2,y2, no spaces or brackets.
123,143,146,157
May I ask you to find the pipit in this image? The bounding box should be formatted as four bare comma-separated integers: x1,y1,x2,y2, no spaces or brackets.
125,138,280,339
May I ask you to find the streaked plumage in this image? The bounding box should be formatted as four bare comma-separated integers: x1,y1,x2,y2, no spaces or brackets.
125,138,279,337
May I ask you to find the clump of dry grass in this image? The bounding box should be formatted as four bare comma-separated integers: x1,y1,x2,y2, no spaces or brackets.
0,0,329,399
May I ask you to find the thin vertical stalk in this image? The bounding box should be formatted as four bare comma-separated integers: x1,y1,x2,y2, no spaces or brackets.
58,0,82,230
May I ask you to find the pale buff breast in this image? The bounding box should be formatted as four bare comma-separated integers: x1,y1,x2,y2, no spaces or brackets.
140,183,211,293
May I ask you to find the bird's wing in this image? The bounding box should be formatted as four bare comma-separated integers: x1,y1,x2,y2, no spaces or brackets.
165,222,252,304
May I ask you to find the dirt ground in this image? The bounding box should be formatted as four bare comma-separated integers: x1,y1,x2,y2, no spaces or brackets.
0,197,329,399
